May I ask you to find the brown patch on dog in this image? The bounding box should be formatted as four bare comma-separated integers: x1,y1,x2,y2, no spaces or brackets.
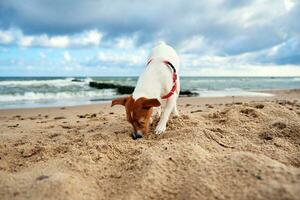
111,96,160,136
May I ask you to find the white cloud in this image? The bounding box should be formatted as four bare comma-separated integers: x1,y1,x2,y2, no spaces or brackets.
18,36,34,47
181,54,300,76
96,51,145,65
178,36,217,55
73,30,102,46
0,28,102,48
284,0,295,11
115,36,136,49
180,50,300,76
41,35,70,48
0,30,14,44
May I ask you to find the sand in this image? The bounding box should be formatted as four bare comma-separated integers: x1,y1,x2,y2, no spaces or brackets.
0,89,300,200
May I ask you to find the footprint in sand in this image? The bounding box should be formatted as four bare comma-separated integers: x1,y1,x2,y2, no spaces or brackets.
48,133,60,139
255,104,265,109
8,124,19,128
272,121,287,129
77,114,95,118
240,108,258,118
259,132,273,140
191,109,202,113
61,125,72,129
54,116,66,120
36,175,49,181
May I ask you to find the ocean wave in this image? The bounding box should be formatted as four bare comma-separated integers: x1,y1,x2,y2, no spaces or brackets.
0,77,93,87
0,90,115,102
292,78,300,81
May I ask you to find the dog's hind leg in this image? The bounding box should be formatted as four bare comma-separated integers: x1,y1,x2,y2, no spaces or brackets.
172,80,180,116
172,104,179,116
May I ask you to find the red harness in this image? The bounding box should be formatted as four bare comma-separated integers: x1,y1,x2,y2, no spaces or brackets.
147,59,177,99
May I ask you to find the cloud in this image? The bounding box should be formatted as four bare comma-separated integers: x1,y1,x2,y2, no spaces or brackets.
284,0,295,11
0,0,299,76
0,28,102,48
1,0,299,53
180,53,300,76
84,48,147,68
0,29,14,44
39,35,69,48
257,37,300,65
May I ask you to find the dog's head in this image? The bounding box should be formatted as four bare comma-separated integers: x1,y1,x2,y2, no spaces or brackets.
111,96,161,139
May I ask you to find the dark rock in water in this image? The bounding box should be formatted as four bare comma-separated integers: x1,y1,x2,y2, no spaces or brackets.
71,78,83,82
90,98,111,102
117,85,135,94
89,81,198,96
179,90,198,97
89,82,134,94
89,82,118,89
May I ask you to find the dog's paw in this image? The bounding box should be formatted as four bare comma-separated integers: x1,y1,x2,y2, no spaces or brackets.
173,112,180,117
155,122,166,134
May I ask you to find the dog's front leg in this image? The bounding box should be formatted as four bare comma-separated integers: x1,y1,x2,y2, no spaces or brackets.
150,106,161,126
154,106,161,118
155,95,177,134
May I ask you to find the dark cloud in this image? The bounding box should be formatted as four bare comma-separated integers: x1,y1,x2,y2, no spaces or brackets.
0,0,299,65
221,25,283,55
221,0,252,9
0,1,260,37
255,37,300,65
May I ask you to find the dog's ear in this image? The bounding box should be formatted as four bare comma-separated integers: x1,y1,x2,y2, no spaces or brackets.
111,96,130,107
142,98,161,109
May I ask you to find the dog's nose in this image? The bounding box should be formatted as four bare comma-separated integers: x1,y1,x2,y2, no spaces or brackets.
132,132,143,140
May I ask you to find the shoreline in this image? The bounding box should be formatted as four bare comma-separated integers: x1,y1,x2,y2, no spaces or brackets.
1,88,298,111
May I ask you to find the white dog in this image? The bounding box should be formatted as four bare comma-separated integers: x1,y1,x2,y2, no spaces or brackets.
112,42,180,139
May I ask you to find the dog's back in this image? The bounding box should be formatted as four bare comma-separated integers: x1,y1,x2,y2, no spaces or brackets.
148,42,180,71
133,42,180,99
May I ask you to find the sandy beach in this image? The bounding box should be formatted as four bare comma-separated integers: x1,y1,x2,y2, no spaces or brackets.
0,89,300,200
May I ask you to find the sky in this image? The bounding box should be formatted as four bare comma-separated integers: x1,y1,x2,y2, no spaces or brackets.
0,0,299,76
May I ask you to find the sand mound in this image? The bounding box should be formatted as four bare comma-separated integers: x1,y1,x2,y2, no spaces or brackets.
0,101,300,199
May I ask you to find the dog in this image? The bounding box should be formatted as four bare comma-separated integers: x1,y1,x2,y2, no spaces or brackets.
111,42,180,139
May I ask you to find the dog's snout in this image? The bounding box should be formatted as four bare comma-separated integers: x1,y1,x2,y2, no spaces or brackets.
132,132,143,140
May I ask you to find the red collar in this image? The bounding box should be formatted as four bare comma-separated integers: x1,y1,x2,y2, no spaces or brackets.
147,59,177,99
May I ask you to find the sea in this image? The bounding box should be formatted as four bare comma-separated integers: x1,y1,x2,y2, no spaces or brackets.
0,77,299,109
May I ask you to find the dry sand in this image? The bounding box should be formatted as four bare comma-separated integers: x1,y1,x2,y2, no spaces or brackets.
0,89,300,200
